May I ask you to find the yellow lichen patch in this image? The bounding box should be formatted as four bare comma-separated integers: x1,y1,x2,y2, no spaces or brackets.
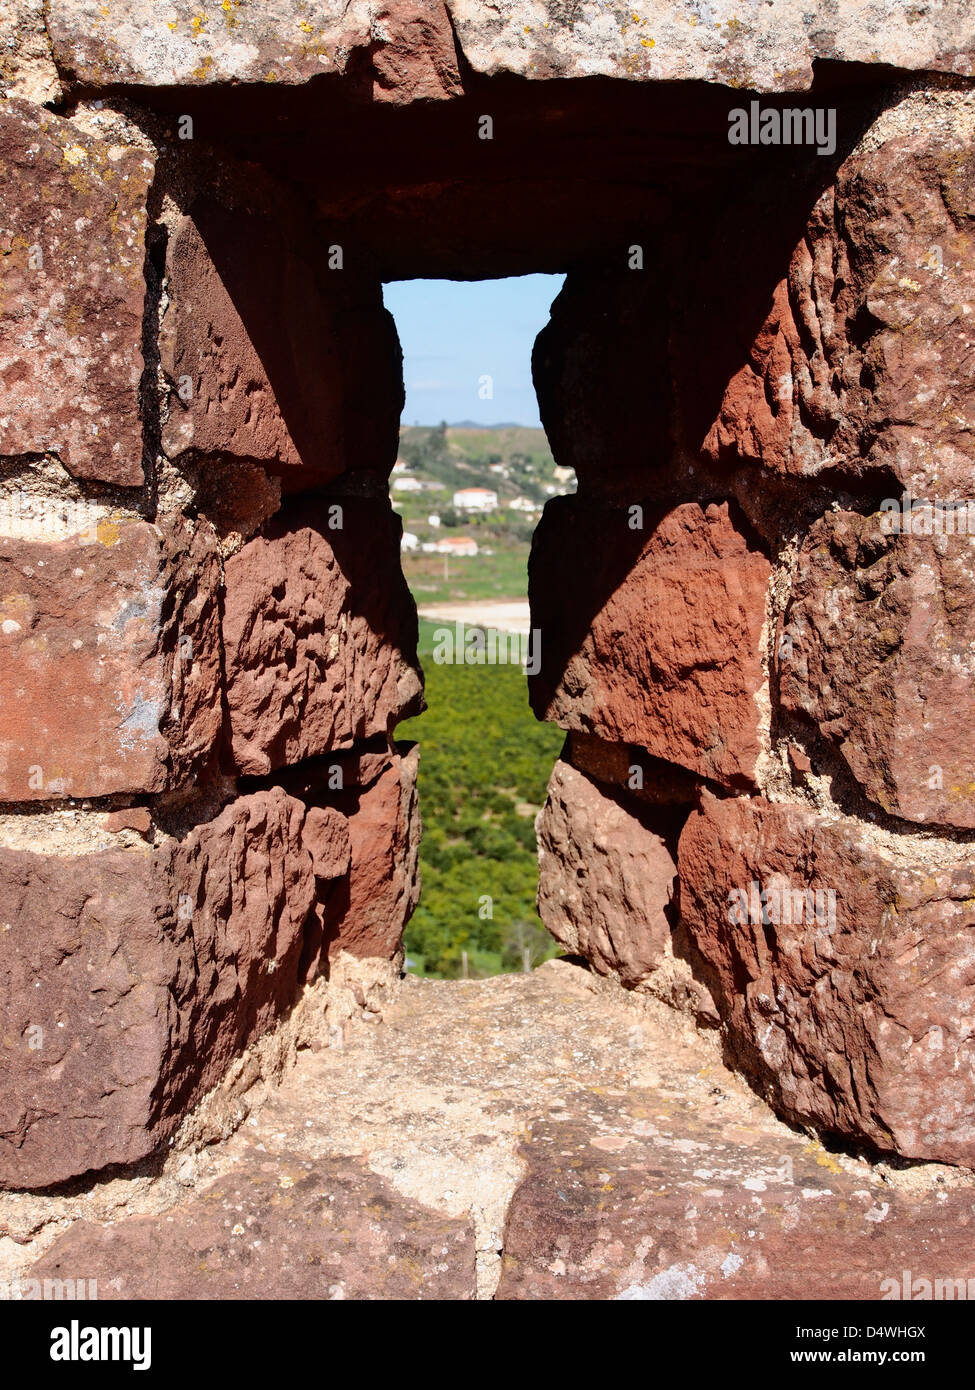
96,517,122,548
264,69,279,81
62,145,88,166
801,1140,844,1175
640,37,655,47
898,277,923,292
299,20,314,31
191,13,208,35
192,54,214,79
168,19,178,30
64,303,84,338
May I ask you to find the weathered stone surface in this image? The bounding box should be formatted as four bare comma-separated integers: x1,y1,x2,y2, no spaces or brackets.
447,1,975,90
279,744,422,962
46,0,461,97
165,788,321,1092
705,94,975,497
0,787,327,1189
369,1,463,102
39,2,975,93
0,517,222,801
161,200,401,484
17,964,973,1300
529,498,771,789
31,1149,476,1299
778,509,975,828
678,791,975,1167
533,269,671,497
0,0,61,102
223,498,423,777
536,759,676,988
331,743,421,960
0,100,152,485
0,840,178,1188
497,1083,975,1301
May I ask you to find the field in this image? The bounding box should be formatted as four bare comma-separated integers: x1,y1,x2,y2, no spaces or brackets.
398,619,564,978
402,544,531,604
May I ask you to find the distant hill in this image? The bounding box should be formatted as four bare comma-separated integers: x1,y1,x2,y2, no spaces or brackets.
443,420,534,429
396,423,565,505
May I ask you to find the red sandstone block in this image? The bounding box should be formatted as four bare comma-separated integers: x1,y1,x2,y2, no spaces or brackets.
0,785,346,1189
705,125,975,496
0,100,152,485
333,743,420,961
0,517,222,800
536,758,676,987
160,199,402,486
222,497,423,777
678,790,975,1167
778,508,975,829
529,498,771,789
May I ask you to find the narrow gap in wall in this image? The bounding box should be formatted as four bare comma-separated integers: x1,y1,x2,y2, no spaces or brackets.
385,274,570,980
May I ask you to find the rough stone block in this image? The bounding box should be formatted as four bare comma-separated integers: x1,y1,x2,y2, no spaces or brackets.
223,497,423,777
778,508,975,828
31,1150,476,1299
0,100,152,485
0,839,180,1188
46,0,462,98
529,498,770,789
275,743,422,962
678,790,975,1166
0,516,222,800
160,199,402,485
536,758,676,987
0,786,341,1189
706,101,975,498
335,743,421,961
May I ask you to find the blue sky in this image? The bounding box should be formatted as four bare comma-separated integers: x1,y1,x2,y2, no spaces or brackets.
382,275,565,428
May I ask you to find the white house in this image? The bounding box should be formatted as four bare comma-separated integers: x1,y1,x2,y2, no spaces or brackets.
453,487,497,511
392,476,425,493
424,535,478,557
509,496,540,512
401,531,419,551
428,513,441,527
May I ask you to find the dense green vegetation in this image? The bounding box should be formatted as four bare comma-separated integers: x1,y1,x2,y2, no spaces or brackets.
398,620,564,979
393,425,572,979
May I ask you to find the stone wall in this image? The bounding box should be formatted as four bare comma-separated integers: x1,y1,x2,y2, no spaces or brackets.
2,2,975,1189
0,92,422,1189
532,88,975,1169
